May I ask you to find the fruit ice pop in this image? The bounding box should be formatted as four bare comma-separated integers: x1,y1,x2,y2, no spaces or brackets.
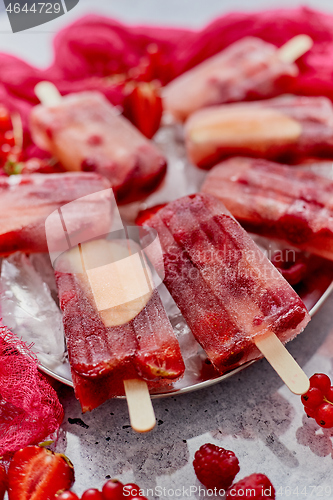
0,172,111,256
141,193,310,373
163,36,300,122
30,91,167,204
201,156,333,261
54,236,184,411
185,95,333,169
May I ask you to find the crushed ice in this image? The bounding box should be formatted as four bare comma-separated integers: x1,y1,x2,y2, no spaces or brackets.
0,252,66,369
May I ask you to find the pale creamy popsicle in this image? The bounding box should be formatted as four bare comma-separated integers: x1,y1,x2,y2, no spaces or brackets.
163,36,308,121
201,156,333,261
185,95,333,169
30,91,167,204
141,193,310,374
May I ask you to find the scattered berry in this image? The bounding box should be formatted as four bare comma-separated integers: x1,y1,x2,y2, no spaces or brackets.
226,473,275,499
55,492,80,500
123,483,141,497
315,403,333,428
8,445,74,500
102,479,124,500
310,373,331,395
300,373,333,428
193,443,240,490
325,386,333,402
123,81,163,138
135,203,166,226
81,488,104,500
303,406,318,419
301,387,323,409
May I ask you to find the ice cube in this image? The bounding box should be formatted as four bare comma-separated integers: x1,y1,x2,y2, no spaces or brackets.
0,252,65,368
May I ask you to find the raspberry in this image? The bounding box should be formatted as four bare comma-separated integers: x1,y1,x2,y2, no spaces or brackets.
193,443,239,490
226,473,275,499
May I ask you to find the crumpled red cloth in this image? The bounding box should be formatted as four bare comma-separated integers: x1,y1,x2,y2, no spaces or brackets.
0,323,64,457
1,6,333,157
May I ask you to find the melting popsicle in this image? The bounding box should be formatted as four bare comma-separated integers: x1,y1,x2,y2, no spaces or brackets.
30,85,167,204
140,193,311,394
164,35,312,121
201,156,333,261
46,187,185,430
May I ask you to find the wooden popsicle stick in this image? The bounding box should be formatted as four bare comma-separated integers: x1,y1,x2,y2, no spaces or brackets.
35,81,156,433
255,333,310,395
124,379,156,432
35,81,63,105
277,34,313,64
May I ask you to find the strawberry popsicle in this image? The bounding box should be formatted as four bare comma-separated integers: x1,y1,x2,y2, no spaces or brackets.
0,172,111,256
141,193,310,374
55,237,185,412
185,95,333,169
163,37,301,122
30,91,167,204
201,156,333,261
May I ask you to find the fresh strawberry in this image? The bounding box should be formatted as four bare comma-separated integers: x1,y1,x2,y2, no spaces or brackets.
123,81,163,139
8,445,74,500
0,464,8,500
135,203,166,226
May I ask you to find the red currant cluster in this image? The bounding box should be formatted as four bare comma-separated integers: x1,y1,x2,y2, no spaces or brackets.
193,443,275,499
301,373,333,428
57,479,147,500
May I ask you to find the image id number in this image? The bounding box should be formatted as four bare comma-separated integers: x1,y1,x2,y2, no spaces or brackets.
6,3,62,14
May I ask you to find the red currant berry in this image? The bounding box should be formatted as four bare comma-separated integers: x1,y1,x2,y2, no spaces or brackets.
56,492,80,500
301,387,323,409
130,497,148,500
310,373,331,395
81,489,104,500
102,479,124,500
123,483,140,497
325,386,333,403
315,402,333,428
193,443,240,490
0,105,11,132
304,406,318,419
226,473,275,499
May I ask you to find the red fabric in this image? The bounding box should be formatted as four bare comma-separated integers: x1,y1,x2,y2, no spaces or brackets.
0,323,64,457
1,7,333,156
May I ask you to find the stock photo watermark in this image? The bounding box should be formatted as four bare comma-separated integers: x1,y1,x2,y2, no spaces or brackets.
3,0,80,32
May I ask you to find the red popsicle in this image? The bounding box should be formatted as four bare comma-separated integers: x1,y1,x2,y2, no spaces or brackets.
201,156,333,261
140,193,310,393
